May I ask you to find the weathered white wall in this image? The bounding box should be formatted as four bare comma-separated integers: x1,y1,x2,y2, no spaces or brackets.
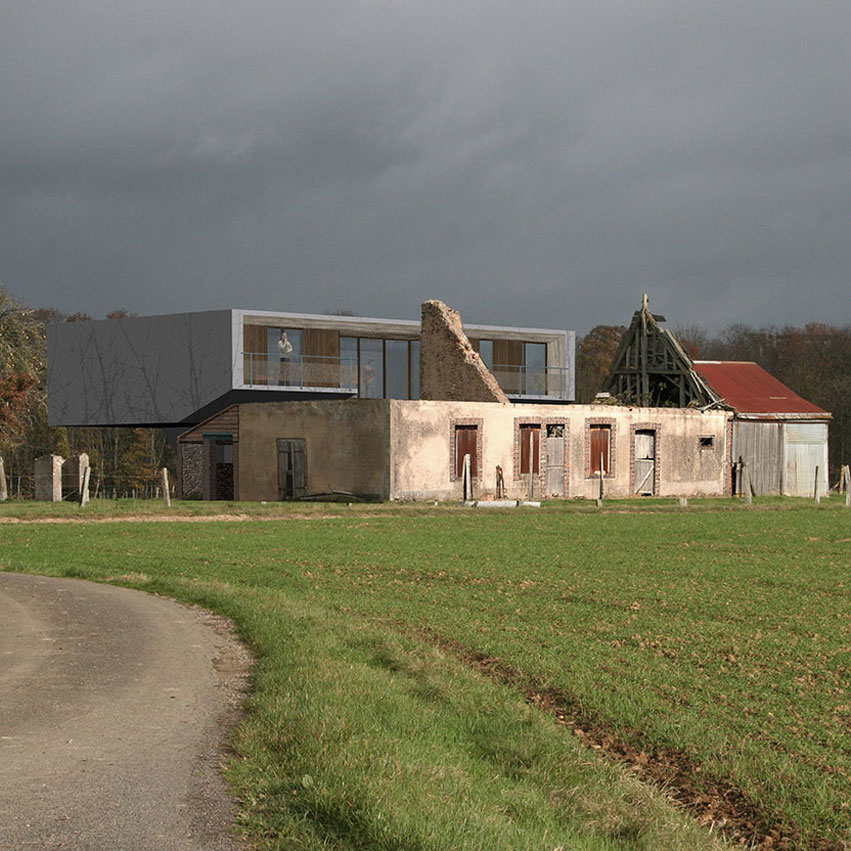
48,311,235,426
389,401,730,501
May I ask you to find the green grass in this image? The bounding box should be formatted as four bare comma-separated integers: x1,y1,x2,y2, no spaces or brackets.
2,498,849,848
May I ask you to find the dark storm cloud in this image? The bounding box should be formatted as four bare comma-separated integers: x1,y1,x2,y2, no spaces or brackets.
2,1,850,333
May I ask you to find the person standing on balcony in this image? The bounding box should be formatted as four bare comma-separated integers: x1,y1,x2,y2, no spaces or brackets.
278,330,293,385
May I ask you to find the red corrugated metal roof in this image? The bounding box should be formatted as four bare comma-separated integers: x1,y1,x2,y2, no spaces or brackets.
692,361,828,416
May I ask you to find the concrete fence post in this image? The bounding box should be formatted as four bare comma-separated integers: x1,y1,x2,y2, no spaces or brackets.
78,467,90,507
162,468,172,508
814,466,820,504
0,456,7,502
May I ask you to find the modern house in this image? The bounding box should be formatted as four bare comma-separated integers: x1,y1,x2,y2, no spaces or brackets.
47,308,575,429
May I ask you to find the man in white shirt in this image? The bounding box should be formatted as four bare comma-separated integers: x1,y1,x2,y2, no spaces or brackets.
278,330,293,385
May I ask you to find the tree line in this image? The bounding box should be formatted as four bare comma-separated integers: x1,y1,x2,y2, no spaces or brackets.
576,322,851,481
0,285,174,498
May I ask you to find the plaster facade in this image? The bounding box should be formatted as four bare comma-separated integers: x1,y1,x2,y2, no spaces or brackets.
388,401,730,501
179,398,730,502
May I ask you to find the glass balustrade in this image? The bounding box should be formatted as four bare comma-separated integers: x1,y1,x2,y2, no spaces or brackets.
242,353,570,399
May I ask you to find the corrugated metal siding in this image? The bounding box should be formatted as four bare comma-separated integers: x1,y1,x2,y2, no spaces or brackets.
733,421,782,495
785,423,827,443
784,423,828,496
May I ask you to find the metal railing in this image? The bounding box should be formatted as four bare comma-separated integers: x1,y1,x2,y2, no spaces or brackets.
243,353,358,390
490,364,571,399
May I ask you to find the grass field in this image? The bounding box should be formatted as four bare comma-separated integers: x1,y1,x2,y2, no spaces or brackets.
1,498,849,849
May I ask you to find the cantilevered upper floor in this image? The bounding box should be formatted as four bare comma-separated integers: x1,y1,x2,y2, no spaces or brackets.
48,308,574,427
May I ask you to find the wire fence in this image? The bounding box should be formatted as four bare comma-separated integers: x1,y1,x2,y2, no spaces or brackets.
0,471,175,501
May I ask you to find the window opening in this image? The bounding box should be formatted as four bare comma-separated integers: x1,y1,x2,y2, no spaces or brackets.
699,436,715,449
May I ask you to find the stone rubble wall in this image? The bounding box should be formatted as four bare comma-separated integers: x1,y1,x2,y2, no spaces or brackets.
419,300,508,404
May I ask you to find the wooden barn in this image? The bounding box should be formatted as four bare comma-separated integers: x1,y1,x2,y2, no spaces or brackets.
603,296,831,498
693,361,830,497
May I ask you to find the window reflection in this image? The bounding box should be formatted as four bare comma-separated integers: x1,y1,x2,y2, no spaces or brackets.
410,340,420,400
524,342,547,395
385,339,409,399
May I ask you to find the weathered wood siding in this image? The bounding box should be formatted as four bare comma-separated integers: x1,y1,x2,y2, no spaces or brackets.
734,421,782,495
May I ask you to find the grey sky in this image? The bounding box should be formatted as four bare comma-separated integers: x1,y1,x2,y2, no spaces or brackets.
2,1,849,335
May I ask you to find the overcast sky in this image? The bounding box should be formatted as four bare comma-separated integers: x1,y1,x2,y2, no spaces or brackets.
2,1,849,335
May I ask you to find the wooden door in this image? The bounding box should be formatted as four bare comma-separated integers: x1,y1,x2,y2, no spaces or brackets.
545,424,565,496
277,439,307,500
633,429,655,495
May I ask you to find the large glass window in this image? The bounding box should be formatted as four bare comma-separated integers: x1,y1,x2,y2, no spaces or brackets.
478,340,493,370
359,339,384,398
385,339,409,400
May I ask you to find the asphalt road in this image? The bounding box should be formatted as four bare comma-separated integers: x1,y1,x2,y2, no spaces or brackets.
0,572,250,850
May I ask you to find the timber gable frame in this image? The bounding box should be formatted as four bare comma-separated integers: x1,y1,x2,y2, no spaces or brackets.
604,295,720,408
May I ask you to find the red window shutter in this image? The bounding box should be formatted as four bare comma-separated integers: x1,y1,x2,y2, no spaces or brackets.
455,427,478,478
590,426,610,475
520,425,541,474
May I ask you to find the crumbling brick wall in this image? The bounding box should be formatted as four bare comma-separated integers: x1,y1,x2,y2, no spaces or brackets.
420,300,509,403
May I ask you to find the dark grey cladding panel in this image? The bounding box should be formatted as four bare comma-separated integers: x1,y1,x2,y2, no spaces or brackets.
48,311,234,426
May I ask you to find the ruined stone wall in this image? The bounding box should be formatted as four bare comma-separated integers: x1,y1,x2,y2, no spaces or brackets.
419,300,509,404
